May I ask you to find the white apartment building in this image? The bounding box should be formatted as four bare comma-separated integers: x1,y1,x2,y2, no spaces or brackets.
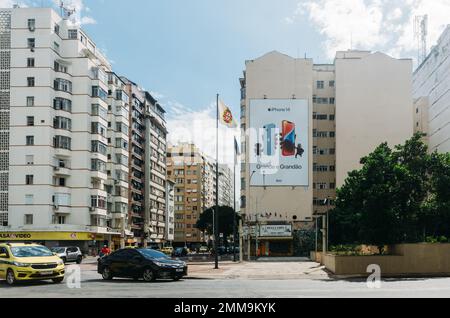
0,7,129,252
413,25,450,153
218,164,233,207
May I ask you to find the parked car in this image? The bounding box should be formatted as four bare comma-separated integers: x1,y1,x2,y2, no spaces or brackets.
51,246,83,264
98,248,188,282
172,247,189,258
0,243,65,286
161,247,174,256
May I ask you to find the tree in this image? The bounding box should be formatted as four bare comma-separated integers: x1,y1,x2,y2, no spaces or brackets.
196,206,240,246
329,133,449,254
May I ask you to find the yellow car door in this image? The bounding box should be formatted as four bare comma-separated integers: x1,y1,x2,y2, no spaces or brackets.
0,246,9,279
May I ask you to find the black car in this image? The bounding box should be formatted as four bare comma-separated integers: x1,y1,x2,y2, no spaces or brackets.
172,247,189,258
97,248,188,282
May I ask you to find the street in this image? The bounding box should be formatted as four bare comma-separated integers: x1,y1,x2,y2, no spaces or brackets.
1,261,450,298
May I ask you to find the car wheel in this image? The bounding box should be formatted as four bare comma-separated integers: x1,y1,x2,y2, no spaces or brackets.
61,257,67,264
173,276,181,281
142,268,156,282
76,256,82,264
52,277,64,284
6,269,16,286
102,267,113,280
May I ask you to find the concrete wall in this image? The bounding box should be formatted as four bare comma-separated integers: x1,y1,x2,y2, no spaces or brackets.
335,51,414,187
244,51,314,221
323,244,450,276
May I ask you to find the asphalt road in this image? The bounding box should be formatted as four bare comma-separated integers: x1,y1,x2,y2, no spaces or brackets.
1,264,450,298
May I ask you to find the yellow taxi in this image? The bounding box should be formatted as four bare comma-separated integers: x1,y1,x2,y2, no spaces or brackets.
161,246,174,255
0,243,65,286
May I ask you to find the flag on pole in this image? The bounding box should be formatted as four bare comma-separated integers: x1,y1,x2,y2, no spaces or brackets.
218,100,238,128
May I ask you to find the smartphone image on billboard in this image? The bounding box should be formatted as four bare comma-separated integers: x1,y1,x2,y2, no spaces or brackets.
263,123,276,156
281,120,296,157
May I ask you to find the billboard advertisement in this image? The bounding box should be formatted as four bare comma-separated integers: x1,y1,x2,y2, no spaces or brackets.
249,99,309,187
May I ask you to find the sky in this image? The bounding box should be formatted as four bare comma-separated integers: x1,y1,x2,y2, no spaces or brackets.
3,0,450,165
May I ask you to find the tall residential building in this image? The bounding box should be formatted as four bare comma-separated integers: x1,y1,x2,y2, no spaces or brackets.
413,25,450,153
122,78,168,248
218,164,233,207
0,7,129,252
240,50,413,256
167,143,227,248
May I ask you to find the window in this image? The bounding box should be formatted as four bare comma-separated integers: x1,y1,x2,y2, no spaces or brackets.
91,195,107,209
53,41,60,52
54,61,68,73
53,97,72,112
91,122,107,137
329,148,336,155
27,77,35,87
91,159,107,172
25,214,33,225
53,136,71,150
53,215,66,225
329,81,335,87
26,136,34,146
27,19,36,30
92,86,108,101
26,116,34,126
329,132,336,138
329,115,335,121
27,58,35,67
53,116,72,131
68,29,78,40
330,98,335,105
317,81,324,89
91,104,107,119
26,155,34,165
330,165,336,172
54,78,72,93
330,183,336,190
91,141,107,155
27,38,35,48
54,24,60,35
26,175,34,185
27,96,34,107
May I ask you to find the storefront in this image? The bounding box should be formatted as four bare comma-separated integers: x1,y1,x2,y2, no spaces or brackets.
244,224,294,258
0,231,110,255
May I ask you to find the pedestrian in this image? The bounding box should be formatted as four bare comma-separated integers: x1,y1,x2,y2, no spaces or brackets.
100,245,111,257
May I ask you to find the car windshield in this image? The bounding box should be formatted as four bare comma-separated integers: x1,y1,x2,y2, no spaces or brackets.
51,247,65,253
138,249,169,260
11,246,53,258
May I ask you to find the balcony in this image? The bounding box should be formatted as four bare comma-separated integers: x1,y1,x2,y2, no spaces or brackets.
53,166,70,176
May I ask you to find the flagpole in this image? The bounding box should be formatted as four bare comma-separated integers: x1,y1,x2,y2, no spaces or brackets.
233,137,237,262
214,94,220,270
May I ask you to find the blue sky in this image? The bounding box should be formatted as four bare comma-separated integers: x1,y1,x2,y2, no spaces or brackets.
80,0,323,116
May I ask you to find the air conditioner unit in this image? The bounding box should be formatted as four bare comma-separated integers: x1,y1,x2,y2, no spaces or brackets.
30,47,35,52
29,26,35,32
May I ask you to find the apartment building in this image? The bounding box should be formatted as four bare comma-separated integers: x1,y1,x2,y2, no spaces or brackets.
122,78,168,248
240,50,413,257
167,143,223,248
218,164,233,207
0,7,129,252
413,25,450,153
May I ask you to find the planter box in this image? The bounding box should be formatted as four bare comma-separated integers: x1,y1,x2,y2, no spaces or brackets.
323,244,450,277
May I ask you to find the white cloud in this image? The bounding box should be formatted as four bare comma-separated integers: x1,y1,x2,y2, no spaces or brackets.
288,0,450,62
165,100,239,168
52,0,96,26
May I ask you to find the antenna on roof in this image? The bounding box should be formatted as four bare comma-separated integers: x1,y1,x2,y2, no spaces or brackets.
59,0,76,20
414,15,428,65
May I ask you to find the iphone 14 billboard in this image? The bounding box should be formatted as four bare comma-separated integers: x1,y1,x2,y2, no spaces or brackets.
250,99,309,187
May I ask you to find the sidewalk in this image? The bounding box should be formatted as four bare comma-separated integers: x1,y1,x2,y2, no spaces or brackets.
187,261,331,280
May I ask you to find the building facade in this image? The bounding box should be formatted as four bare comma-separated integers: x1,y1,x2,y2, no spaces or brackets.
240,50,413,257
413,26,450,153
0,7,127,252
123,78,168,248
167,143,230,248
0,7,170,252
